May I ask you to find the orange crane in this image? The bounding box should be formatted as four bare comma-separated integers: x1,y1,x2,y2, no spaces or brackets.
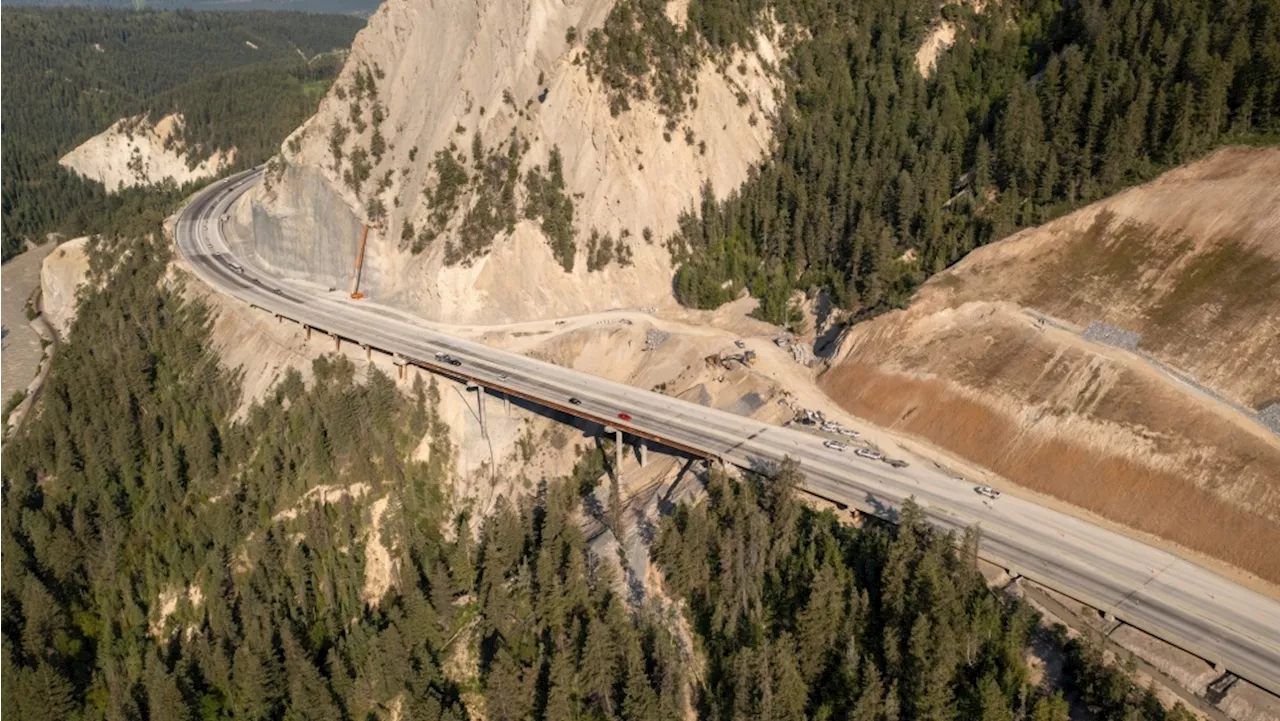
350,224,371,299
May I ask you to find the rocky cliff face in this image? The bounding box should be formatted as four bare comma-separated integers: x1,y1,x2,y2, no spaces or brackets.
60,114,236,192
237,0,781,324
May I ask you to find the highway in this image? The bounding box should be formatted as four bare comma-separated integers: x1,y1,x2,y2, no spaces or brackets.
176,168,1280,695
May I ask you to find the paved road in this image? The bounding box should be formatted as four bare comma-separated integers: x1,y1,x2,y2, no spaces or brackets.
176,169,1280,695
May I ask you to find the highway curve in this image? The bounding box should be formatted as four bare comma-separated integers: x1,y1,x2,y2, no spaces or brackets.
175,169,1280,695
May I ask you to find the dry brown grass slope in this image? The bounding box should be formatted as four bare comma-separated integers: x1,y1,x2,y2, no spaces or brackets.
819,146,1280,584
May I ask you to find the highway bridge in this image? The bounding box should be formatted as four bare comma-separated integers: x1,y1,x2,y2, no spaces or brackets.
176,168,1280,696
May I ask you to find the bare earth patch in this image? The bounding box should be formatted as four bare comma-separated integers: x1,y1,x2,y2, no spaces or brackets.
820,146,1280,585
915,21,955,77
60,113,235,192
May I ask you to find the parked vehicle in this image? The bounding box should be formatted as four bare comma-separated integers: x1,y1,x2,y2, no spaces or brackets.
855,448,882,460
839,428,859,438
974,486,1002,500
824,440,848,451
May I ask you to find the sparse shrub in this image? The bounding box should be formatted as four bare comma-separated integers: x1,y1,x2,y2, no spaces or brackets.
328,121,349,171
365,196,386,224
586,228,615,271
523,146,576,271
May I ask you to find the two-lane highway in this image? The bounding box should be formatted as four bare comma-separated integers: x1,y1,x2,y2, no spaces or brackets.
175,170,1280,695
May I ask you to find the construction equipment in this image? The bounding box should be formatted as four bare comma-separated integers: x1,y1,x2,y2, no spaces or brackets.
704,349,758,370
350,224,373,299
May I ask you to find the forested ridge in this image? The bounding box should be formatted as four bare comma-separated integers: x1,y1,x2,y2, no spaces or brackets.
588,0,1280,324
1,8,362,260
3,233,1196,720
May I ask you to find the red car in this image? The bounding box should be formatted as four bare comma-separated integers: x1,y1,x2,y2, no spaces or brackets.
617,412,632,421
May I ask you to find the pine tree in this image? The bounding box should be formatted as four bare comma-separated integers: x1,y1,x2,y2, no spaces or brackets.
18,663,79,721
232,645,279,720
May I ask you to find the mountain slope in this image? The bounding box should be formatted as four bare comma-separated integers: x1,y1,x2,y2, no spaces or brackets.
0,7,362,259
236,0,782,323
819,146,1280,583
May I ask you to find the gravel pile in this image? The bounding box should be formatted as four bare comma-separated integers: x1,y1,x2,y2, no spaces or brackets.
1259,403,1280,436
1082,321,1142,351
643,329,670,351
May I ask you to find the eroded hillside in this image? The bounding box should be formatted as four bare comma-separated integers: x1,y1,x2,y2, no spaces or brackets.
237,0,782,323
60,114,237,191
820,146,1280,583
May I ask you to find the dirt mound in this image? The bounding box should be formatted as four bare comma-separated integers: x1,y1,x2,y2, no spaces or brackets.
820,146,1280,583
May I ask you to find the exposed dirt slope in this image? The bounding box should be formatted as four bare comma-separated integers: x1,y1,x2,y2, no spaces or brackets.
60,114,235,191
242,0,781,323
820,146,1280,583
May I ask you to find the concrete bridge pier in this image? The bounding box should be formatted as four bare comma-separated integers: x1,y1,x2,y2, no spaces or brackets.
466,382,487,438
636,438,648,467
604,426,623,481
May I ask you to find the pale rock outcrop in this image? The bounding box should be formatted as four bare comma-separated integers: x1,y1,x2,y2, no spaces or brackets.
915,21,955,77
241,0,783,324
60,113,236,192
40,236,91,339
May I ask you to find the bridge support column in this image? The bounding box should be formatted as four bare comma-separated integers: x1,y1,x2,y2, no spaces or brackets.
334,336,342,352
304,325,311,341
637,439,647,467
614,429,623,477
467,382,487,438
393,355,406,381
362,344,372,361
503,393,510,415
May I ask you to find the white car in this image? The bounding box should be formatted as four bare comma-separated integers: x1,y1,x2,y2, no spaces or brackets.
839,428,860,438
823,440,847,451
974,486,1002,500
854,448,882,460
